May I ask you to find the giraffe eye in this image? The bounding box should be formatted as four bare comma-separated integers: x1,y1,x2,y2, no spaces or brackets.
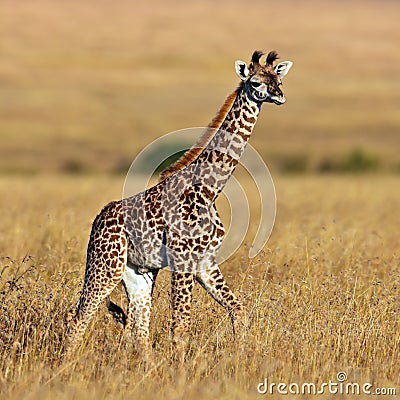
251,81,262,88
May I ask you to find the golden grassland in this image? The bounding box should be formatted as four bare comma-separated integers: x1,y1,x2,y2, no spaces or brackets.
0,174,399,399
0,0,399,173
0,1,399,398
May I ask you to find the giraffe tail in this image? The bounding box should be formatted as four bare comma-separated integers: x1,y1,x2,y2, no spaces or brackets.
105,296,127,327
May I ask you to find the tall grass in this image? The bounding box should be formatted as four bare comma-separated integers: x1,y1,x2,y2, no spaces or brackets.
0,175,398,399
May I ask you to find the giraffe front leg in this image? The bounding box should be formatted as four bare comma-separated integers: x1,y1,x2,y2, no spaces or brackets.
171,271,195,364
123,266,157,358
196,264,247,338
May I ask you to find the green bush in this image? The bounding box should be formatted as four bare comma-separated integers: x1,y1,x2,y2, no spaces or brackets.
318,149,379,173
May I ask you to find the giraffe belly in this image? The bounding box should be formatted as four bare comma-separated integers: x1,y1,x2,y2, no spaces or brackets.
126,229,164,273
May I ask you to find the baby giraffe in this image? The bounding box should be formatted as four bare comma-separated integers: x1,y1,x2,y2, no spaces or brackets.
66,50,293,362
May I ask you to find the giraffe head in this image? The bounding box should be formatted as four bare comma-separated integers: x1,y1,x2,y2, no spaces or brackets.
235,50,293,105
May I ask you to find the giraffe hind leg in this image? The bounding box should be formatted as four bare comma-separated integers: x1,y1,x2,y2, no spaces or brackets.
65,206,128,359
123,266,158,356
65,265,124,359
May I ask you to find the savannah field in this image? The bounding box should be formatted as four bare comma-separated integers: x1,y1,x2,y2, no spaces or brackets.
0,0,399,399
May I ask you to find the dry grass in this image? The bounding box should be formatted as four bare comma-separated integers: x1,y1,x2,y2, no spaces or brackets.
0,0,399,173
0,174,399,399
0,1,399,398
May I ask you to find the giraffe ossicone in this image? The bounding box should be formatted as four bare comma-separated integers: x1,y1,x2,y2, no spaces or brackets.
65,50,293,361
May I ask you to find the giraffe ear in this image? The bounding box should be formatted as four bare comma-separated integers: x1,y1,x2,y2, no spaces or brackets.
274,61,293,79
235,60,249,81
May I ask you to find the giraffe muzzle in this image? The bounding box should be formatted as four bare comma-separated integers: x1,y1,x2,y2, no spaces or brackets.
270,95,286,105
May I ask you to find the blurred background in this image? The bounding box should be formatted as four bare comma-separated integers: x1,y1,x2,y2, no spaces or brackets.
0,0,399,175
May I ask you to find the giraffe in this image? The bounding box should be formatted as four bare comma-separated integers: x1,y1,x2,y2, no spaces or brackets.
65,50,293,361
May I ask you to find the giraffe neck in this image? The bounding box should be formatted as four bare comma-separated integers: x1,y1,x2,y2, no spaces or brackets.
193,87,261,199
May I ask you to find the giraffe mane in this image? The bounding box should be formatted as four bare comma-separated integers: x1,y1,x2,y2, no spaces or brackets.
158,83,242,182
